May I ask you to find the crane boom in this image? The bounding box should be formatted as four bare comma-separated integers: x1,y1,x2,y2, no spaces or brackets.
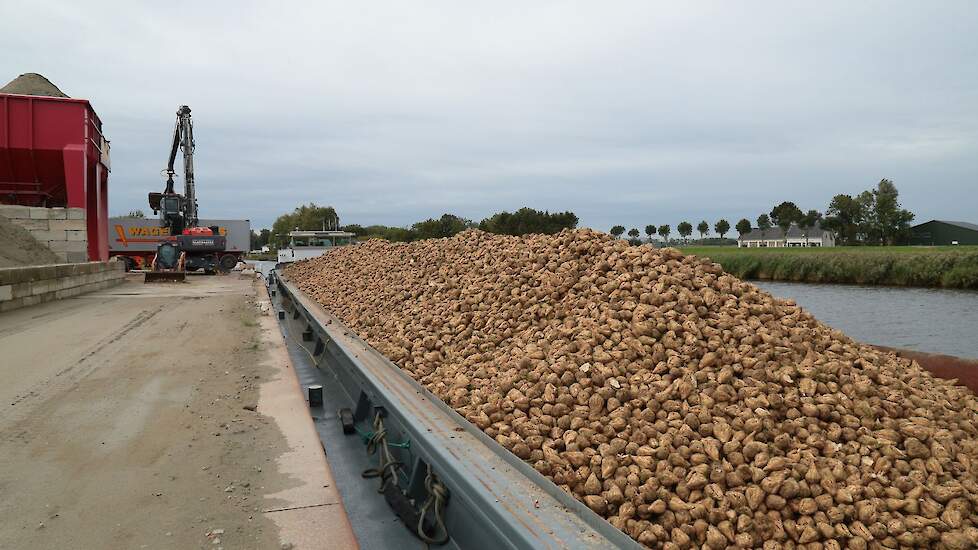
150,105,198,234
162,105,197,226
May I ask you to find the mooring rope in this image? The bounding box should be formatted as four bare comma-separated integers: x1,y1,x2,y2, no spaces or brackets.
285,325,323,366
361,412,403,492
417,462,449,544
359,413,448,544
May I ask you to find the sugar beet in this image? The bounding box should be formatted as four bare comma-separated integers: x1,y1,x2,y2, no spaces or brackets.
285,229,978,549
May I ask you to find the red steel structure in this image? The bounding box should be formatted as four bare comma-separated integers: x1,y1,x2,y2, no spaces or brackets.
0,93,111,260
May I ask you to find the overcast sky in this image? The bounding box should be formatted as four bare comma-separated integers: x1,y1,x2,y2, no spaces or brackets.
2,2,976,231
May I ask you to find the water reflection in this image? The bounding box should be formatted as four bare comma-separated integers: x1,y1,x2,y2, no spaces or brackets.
755,281,978,359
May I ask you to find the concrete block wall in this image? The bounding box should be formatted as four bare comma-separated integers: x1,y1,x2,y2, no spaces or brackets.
0,205,88,263
0,261,125,313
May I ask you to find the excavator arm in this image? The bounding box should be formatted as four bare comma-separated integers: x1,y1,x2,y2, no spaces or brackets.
150,105,198,234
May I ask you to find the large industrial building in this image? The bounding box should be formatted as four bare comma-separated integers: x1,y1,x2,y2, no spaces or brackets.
909,220,978,246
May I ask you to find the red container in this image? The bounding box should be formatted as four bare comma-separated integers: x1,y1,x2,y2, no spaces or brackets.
0,93,111,261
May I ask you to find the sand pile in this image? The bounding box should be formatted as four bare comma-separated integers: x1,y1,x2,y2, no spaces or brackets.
285,229,978,549
0,214,60,268
0,73,69,98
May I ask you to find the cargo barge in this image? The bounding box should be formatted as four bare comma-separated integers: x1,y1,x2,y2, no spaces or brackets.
262,256,978,549
266,268,641,549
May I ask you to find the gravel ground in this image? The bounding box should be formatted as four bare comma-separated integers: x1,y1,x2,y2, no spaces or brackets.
0,274,297,549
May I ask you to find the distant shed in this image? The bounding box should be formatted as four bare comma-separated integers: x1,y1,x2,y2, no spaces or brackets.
737,222,835,247
909,220,978,245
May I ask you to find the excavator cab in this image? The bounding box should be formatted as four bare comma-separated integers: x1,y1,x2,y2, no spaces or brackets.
148,192,187,235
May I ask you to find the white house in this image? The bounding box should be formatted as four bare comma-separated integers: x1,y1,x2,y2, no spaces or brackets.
738,222,835,248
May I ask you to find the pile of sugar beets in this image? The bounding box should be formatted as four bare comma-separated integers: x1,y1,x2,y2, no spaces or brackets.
285,229,978,549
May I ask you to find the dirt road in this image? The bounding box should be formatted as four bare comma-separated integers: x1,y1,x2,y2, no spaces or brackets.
0,273,333,549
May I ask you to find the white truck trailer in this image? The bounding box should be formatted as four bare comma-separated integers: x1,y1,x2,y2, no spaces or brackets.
108,217,251,271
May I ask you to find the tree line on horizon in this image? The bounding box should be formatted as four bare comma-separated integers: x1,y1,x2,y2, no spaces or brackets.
253,205,580,248
346,207,579,242
609,179,916,246
253,179,915,250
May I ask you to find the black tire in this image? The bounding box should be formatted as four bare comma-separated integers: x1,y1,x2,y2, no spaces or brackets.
219,254,238,273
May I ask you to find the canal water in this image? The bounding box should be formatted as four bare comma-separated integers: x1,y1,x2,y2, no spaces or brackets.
251,261,976,360
251,260,277,277
755,281,978,359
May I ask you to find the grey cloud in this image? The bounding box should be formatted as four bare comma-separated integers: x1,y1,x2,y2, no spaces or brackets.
1,1,975,231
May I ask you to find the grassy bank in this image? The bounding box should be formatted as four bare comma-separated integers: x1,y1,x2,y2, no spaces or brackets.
681,246,978,289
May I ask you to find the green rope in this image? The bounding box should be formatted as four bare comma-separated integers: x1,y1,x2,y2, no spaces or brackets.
355,424,410,449
360,412,410,492
354,425,373,444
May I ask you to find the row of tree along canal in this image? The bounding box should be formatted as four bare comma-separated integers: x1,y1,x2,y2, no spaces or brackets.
610,178,918,246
